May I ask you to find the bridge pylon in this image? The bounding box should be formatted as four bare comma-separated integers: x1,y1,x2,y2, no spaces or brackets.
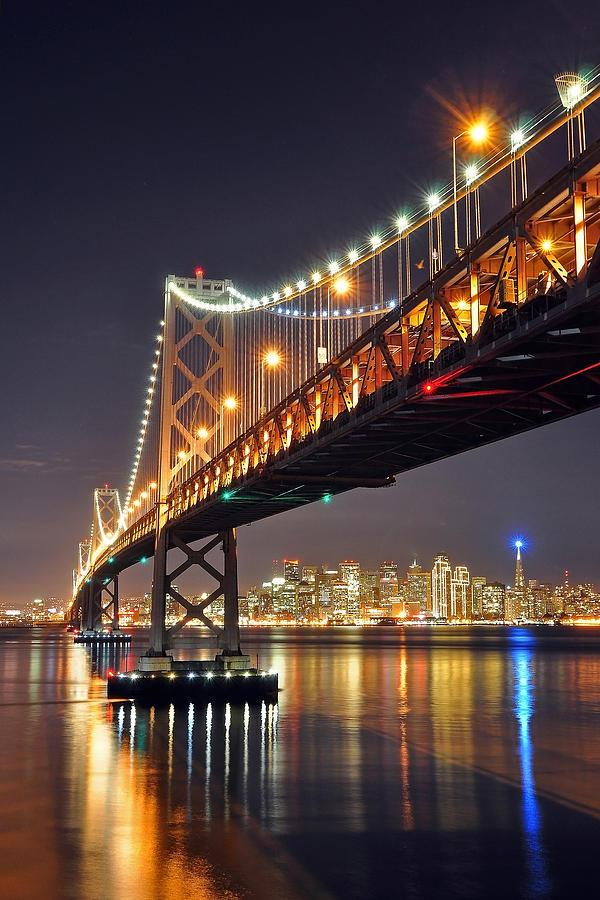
143,276,248,670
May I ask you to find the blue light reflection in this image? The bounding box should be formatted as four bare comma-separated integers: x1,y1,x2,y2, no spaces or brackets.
512,647,549,896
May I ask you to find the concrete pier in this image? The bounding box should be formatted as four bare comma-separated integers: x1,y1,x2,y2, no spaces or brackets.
107,658,278,703
74,630,131,644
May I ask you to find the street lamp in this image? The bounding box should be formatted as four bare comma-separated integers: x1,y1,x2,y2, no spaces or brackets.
453,122,488,253
260,351,281,417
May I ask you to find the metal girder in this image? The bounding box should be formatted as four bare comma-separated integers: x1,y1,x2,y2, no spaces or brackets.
148,529,241,654
521,224,572,287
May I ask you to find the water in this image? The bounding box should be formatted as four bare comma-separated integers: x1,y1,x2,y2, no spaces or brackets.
1,625,600,899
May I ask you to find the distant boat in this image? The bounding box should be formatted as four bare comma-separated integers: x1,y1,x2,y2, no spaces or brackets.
374,617,401,626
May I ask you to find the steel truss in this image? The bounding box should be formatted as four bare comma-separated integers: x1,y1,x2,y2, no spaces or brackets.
148,527,242,656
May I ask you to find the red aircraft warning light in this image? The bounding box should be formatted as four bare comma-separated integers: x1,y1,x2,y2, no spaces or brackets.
195,266,205,278
425,382,433,393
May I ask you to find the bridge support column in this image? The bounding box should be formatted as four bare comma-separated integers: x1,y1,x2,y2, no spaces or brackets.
149,529,169,655
143,527,248,670
84,578,103,632
100,574,120,632
221,528,241,657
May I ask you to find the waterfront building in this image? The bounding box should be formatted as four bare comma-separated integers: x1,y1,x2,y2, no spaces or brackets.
432,553,452,619
451,565,471,620
331,581,350,618
471,576,486,620
315,569,338,620
339,561,361,618
297,581,317,620
359,570,379,610
271,577,297,619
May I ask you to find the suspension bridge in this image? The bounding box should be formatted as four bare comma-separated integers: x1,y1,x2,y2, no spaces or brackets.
69,72,600,696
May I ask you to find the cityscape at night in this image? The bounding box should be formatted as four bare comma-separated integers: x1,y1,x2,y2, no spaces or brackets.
3,2,600,899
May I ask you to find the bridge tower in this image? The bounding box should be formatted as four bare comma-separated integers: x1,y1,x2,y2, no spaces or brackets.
145,275,247,669
81,488,122,633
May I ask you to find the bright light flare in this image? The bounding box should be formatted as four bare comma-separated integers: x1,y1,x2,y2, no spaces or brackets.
197,427,209,439
333,277,350,294
224,396,237,410
329,261,340,275
427,192,440,212
396,215,409,232
348,250,359,264
541,239,553,252
465,164,478,186
264,350,281,367
470,122,488,143
511,128,525,151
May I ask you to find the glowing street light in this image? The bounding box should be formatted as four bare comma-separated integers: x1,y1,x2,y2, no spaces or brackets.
511,128,525,152
348,249,359,264
465,164,478,186
333,277,350,294
220,396,237,453
554,72,587,110
396,215,409,233
260,351,281,417
427,192,440,212
453,120,488,253
197,427,209,439
264,350,280,367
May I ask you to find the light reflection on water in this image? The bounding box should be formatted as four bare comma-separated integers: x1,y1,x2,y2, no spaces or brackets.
1,626,600,899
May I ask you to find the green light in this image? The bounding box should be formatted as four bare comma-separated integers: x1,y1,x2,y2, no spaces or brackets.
223,491,232,500
140,556,147,564
323,493,332,504
108,557,114,563
85,578,91,584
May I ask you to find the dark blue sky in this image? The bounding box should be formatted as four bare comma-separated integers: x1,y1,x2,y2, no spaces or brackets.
1,0,599,604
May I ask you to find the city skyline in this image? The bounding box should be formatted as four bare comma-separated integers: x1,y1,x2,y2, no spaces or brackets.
10,541,596,626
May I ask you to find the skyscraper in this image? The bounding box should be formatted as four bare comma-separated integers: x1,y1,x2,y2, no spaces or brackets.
407,560,431,615
339,561,361,618
451,565,471,620
482,582,506,620
471,576,486,620
284,559,300,582
432,554,452,619
508,541,527,620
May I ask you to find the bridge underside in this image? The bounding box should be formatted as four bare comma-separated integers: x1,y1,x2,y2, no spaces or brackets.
77,138,600,611
90,279,600,585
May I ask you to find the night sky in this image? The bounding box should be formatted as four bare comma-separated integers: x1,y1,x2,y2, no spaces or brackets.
2,0,600,606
